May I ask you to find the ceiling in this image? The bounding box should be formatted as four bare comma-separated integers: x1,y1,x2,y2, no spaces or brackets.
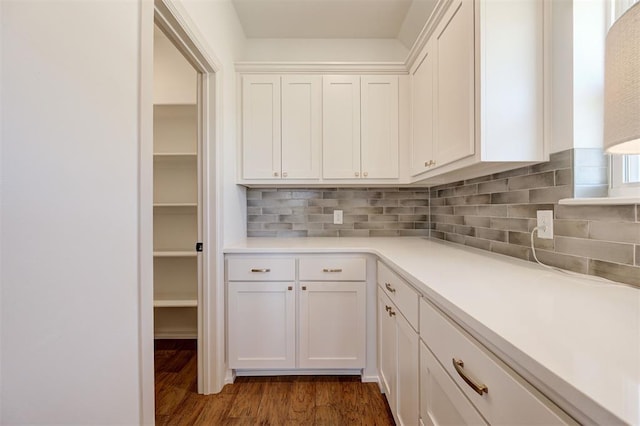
231,0,434,44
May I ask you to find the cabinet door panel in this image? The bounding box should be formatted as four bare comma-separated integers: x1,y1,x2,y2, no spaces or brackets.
242,75,281,179
420,341,487,426
281,75,322,179
436,0,475,167
361,76,399,179
323,75,361,179
397,311,419,426
410,43,435,176
228,282,295,369
378,291,397,414
299,282,366,368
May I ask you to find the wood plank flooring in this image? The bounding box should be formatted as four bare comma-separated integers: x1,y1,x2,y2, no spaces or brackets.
155,340,396,425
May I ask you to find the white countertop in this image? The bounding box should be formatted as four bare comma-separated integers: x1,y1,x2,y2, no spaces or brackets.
224,237,640,425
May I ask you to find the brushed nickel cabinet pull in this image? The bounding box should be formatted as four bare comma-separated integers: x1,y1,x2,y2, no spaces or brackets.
363,171,368,177
355,172,360,177
283,172,288,177
250,268,271,273
385,283,396,293
323,268,343,273
273,172,279,177
453,358,488,396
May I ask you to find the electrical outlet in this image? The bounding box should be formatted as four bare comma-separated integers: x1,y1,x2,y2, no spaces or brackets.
333,210,343,225
536,210,554,239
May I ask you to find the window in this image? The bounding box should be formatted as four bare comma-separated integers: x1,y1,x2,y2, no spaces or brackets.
610,154,640,197
608,0,640,198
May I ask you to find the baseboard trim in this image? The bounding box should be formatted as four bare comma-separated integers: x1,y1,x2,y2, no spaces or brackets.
234,368,363,377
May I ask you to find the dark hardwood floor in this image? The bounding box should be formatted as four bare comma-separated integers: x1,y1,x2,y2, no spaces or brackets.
155,340,396,425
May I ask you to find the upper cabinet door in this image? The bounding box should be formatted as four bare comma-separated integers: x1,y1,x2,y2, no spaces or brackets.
242,75,281,179
410,42,436,177
435,0,475,168
361,76,399,179
322,75,361,179
281,75,322,179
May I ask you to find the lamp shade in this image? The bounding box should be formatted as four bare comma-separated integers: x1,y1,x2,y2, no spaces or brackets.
604,1,640,154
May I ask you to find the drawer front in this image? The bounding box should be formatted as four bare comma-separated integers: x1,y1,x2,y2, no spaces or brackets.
299,257,366,281
227,257,295,281
377,261,419,330
420,341,487,426
419,298,575,425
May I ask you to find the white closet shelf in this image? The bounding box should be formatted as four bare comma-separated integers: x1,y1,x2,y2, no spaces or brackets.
154,296,198,308
153,152,197,157
154,250,197,258
154,102,197,107
153,202,197,208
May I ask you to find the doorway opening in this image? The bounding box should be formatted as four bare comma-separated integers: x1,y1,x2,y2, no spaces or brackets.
152,19,201,392
141,2,224,421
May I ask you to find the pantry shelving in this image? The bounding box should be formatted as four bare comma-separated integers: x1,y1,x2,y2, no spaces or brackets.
152,105,199,337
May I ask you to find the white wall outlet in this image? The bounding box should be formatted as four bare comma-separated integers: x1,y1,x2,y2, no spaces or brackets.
536,210,554,239
333,210,343,225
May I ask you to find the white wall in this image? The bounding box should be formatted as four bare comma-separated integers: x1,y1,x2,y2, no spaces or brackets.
154,25,198,104
178,0,247,247
0,0,3,420
572,0,606,149
397,0,438,49
242,38,408,62
1,1,142,424
551,0,607,153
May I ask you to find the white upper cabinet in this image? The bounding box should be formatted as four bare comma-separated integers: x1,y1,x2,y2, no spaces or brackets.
239,71,403,185
410,40,435,177
322,75,362,179
434,0,475,168
281,75,322,179
361,76,399,179
241,74,321,180
242,75,282,179
410,0,547,180
323,75,400,180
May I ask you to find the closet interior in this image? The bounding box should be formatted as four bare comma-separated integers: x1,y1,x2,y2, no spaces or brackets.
153,25,200,341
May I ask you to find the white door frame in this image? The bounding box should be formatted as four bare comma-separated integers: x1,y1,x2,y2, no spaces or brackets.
139,0,224,423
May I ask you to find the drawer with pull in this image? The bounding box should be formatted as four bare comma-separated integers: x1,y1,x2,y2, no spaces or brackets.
419,298,576,425
377,261,419,330
227,257,295,281
299,257,366,281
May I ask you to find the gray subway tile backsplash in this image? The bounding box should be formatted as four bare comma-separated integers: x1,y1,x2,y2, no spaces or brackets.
429,148,639,287
245,149,639,287
246,187,430,238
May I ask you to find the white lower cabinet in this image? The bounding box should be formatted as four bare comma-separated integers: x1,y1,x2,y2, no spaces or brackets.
378,291,397,411
298,281,366,369
420,341,487,426
227,281,296,369
419,298,576,425
396,306,419,426
378,283,419,426
227,255,366,371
